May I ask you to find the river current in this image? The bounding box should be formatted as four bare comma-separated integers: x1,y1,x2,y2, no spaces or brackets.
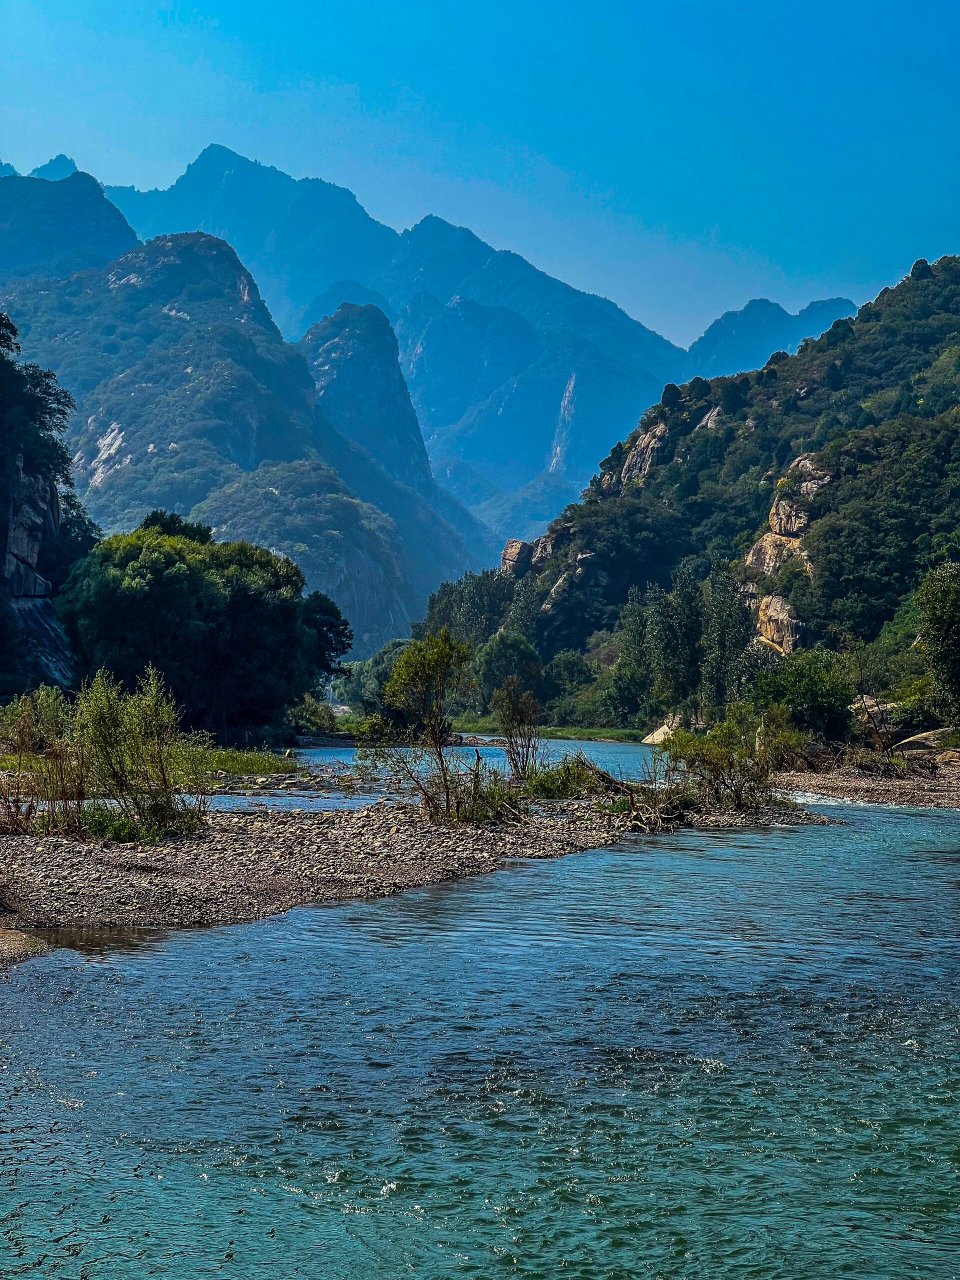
1,743,958,1277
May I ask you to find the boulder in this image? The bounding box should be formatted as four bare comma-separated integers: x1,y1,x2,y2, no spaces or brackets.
500,538,533,576
745,531,809,577
757,594,801,654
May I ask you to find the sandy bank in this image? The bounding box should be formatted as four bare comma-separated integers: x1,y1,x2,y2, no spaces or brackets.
0,928,47,966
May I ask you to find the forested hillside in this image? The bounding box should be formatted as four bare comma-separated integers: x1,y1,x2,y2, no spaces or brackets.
510,256,960,655
0,226,489,654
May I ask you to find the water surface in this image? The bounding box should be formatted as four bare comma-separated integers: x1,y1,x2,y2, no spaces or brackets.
2,801,959,1277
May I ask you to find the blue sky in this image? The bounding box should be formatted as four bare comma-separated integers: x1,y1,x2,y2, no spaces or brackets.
3,0,958,344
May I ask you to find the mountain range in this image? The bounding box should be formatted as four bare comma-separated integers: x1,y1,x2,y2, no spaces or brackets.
0,150,858,653
99,146,854,535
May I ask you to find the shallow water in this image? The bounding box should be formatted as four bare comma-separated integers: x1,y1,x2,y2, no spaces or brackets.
2,801,959,1277
210,738,656,814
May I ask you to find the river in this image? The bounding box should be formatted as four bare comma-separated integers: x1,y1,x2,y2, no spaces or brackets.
1,742,958,1277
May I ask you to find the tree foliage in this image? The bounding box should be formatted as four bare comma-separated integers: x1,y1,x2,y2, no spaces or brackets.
58,515,351,736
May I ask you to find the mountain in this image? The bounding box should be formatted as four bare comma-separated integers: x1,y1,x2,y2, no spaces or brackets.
495,257,960,657
0,171,138,282
1,233,490,655
685,297,856,378
30,154,78,181
108,146,859,539
107,145,398,336
0,162,18,179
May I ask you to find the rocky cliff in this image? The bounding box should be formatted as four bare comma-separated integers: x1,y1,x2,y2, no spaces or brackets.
0,454,75,688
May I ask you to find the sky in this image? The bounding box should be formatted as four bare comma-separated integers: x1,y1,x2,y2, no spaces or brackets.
3,0,959,345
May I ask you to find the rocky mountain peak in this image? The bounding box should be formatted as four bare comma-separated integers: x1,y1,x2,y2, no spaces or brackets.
298,304,433,495
30,154,78,181
103,232,278,333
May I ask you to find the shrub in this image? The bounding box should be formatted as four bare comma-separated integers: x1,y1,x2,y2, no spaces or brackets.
748,649,854,741
0,667,209,841
664,703,806,811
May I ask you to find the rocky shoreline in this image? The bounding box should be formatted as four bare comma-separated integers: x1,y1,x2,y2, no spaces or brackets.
775,764,960,809
0,798,825,945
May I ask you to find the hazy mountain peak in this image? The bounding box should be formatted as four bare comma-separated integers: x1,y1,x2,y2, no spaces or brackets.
686,295,857,377
0,171,138,282
30,154,78,181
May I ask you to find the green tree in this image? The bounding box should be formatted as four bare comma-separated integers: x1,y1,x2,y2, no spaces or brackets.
418,570,514,647
383,628,473,811
915,563,960,719
748,649,853,741
645,565,704,714
492,676,544,780
473,631,542,711
59,516,351,736
700,565,754,717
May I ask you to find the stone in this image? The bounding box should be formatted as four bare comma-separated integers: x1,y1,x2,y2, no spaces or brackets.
768,495,809,537
745,531,809,577
500,538,533,576
757,594,801,654
620,422,668,485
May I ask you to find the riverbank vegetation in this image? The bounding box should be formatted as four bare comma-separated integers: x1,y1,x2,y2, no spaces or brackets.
0,668,208,842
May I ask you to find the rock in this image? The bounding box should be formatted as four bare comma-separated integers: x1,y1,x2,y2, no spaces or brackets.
620,421,668,485
2,452,59,597
757,594,801,654
642,718,679,746
500,538,533,576
768,495,809,538
745,531,809,576
695,406,723,431
896,728,955,754
790,453,831,499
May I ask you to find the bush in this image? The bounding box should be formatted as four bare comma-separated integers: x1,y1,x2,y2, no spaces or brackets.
0,667,209,841
748,649,854,741
664,704,806,811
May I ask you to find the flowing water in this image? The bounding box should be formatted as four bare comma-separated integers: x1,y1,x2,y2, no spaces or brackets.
1,750,959,1277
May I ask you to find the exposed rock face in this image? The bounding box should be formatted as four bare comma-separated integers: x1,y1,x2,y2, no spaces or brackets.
2,455,59,597
500,538,533,576
297,304,433,497
769,494,808,537
757,594,801,654
792,454,832,498
0,455,76,688
745,531,809,577
620,422,669,486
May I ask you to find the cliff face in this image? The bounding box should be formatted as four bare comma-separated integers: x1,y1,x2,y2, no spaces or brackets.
297,304,434,497
0,454,75,689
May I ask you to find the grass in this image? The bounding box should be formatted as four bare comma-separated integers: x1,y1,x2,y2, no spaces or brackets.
451,715,650,743
201,747,292,776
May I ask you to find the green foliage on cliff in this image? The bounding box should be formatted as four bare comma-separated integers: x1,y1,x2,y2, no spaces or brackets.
58,515,351,737
529,257,960,654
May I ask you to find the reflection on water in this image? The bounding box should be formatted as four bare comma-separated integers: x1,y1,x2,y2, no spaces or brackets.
2,801,959,1278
